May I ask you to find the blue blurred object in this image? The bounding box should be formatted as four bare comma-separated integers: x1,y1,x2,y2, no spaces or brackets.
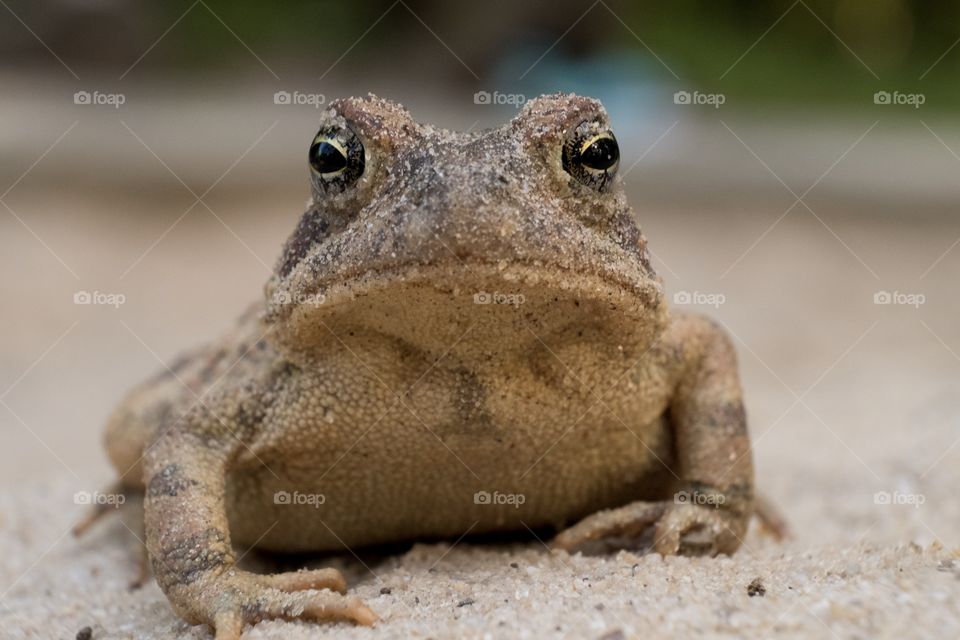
493,46,673,140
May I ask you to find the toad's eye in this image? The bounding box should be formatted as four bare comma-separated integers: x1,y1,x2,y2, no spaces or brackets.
562,124,620,191
309,125,364,193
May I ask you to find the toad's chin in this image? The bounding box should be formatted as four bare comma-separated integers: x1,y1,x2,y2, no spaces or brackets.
264,260,667,364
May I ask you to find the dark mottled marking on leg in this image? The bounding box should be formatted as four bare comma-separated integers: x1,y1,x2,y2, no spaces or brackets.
154,527,231,590
147,464,199,498
697,400,746,433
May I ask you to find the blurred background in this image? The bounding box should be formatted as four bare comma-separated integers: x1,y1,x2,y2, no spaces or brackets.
1,0,958,545
1,2,959,637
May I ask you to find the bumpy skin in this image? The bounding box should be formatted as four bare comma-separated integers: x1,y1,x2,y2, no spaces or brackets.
103,94,754,637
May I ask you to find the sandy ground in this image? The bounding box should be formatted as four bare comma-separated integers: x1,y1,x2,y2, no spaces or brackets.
2,103,960,638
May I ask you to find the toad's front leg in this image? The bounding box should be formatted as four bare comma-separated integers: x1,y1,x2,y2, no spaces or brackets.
144,407,376,639
554,314,754,556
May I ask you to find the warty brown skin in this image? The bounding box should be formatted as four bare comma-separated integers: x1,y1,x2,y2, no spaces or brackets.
100,94,754,638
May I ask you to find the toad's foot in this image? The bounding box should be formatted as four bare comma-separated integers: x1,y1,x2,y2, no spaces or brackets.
170,568,377,640
552,500,746,557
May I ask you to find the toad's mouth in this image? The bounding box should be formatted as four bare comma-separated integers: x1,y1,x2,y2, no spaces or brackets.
267,260,667,362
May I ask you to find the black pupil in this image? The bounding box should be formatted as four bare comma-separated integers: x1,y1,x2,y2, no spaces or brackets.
310,140,347,174
580,137,619,171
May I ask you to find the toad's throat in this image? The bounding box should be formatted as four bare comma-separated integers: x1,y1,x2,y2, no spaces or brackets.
267,262,667,367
